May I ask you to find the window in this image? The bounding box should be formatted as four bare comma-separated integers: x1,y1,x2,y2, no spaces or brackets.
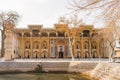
41,32,48,37
84,45,87,49
32,30,40,37
83,30,90,37
43,44,46,49
42,41,47,49
58,32,64,37
76,44,79,49
51,40,54,44
50,33,56,37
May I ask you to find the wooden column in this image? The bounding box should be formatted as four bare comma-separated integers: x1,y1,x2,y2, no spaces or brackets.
39,32,41,58
47,32,50,58
89,33,92,58
21,32,24,58
30,32,33,58
97,41,100,58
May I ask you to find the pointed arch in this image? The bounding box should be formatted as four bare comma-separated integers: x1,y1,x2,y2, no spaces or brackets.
75,51,81,58
92,51,97,58
84,51,89,58
33,51,39,58
41,51,48,58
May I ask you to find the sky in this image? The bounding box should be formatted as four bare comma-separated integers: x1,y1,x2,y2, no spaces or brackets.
0,0,106,29
0,0,71,28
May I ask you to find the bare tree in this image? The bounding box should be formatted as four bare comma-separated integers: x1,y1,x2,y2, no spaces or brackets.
69,0,120,62
69,0,120,36
58,14,82,27
98,27,116,62
58,16,81,60
0,11,19,57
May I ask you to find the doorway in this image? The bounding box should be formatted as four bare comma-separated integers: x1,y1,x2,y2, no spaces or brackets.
58,46,64,58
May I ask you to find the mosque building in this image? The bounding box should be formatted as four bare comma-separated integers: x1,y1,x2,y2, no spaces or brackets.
3,23,120,60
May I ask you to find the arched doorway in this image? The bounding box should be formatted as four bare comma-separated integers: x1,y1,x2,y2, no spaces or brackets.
25,51,30,58
56,39,65,58
41,51,48,58
33,51,39,58
92,51,96,58
84,51,89,58
75,51,80,58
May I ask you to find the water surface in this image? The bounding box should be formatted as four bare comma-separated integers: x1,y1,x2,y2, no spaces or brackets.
0,73,95,80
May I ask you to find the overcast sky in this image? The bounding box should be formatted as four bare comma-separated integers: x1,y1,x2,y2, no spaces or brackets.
0,0,71,28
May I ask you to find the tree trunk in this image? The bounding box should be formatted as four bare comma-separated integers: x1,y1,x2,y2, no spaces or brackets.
69,37,74,61
109,42,115,62
1,28,6,57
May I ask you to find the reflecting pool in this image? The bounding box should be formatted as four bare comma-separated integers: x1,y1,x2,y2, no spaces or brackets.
0,73,95,80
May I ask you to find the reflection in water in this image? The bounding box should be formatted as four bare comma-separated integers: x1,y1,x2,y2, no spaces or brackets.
0,73,94,80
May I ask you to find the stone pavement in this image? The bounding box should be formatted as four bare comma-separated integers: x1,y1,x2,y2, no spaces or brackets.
91,63,120,80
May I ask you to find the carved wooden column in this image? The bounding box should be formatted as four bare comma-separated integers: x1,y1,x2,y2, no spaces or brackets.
97,41,100,58
39,32,41,58
64,32,66,58
21,32,24,58
12,31,15,58
56,32,58,58
89,33,92,58
30,32,33,58
47,32,50,58
81,32,85,58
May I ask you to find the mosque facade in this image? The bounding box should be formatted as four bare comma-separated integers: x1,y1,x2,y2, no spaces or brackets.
3,23,120,60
